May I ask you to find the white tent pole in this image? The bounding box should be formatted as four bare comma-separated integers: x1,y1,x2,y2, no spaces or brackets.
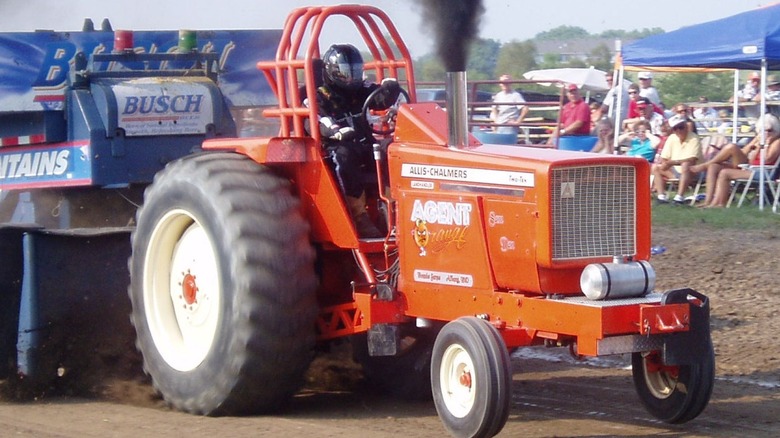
613,66,624,155
612,40,623,155
759,59,768,210
732,71,739,145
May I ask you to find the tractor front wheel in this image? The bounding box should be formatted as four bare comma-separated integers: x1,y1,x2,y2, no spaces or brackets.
431,317,511,438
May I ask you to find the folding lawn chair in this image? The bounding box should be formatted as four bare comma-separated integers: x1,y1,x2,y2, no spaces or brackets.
727,161,780,208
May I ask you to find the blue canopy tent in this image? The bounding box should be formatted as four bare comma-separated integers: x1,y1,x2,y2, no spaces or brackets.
618,3,780,209
621,3,780,70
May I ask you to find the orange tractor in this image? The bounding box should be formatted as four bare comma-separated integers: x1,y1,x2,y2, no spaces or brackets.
127,5,713,437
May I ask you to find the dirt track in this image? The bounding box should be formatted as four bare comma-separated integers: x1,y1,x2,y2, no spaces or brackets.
1,225,779,437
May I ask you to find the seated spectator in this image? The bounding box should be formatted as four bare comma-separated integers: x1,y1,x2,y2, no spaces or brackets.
653,119,672,158
548,84,591,144
627,84,664,119
716,109,733,135
618,120,660,162
626,83,642,118
692,113,780,207
756,74,780,101
652,115,702,203
623,97,665,136
590,101,602,132
693,96,719,129
671,102,698,134
731,72,761,118
733,72,760,102
591,118,615,154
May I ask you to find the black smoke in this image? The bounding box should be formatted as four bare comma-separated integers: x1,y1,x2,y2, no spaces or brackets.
420,0,484,72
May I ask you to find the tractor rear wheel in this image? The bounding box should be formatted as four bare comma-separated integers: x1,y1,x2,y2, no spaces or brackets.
632,340,715,424
431,317,511,438
129,152,317,415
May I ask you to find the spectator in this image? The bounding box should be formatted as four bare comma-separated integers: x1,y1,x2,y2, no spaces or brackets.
652,114,703,204
637,71,661,106
735,72,761,101
732,72,761,118
692,114,780,207
589,101,602,132
591,118,615,154
693,96,719,129
550,83,591,142
716,109,733,135
623,97,665,136
626,83,642,118
594,71,630,124
490,74,528,136
672,102,697,134
756,74,780,101
618,120,660,162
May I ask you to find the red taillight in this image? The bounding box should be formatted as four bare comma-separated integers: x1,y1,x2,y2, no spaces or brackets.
114,30,134,52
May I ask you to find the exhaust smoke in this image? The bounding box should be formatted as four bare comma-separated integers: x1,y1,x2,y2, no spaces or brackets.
420,0,484,72
420,0,484,148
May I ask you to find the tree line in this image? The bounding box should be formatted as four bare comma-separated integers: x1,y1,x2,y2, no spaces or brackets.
412,25,741,105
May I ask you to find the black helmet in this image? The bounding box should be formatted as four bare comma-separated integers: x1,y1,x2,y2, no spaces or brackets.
322,44,364,90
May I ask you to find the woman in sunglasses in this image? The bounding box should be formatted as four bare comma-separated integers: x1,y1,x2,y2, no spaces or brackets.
626,84,642,119
619,120,660,162
692,113,780,207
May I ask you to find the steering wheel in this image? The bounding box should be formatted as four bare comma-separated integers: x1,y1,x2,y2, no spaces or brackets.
362,84,411,136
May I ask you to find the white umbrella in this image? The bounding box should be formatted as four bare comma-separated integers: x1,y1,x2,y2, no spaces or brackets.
522,67,610,92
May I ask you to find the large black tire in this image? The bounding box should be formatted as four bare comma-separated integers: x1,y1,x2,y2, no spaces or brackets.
431,317,511,438
351,325,436,401
129,152,318,415
632,340,715,424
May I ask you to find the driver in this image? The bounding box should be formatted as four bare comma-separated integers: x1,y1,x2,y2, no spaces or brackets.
315,43,401,238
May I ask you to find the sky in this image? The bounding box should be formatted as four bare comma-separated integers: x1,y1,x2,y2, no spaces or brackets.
0,0,769,58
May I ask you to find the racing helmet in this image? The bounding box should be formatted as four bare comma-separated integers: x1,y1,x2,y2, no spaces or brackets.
322,44,364,90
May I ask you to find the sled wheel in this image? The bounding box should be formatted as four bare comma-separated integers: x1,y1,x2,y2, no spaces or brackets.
129,152,317,415
632,340,715,424
352,326,436,401
431,317,511,438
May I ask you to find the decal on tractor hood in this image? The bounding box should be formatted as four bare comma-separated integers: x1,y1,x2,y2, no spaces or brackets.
410,199,471,257
413,269,473,288
402,163,534,187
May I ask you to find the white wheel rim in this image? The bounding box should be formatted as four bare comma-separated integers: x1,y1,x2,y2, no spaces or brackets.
642,357,678,399
439,343,477,418
143,209,221,372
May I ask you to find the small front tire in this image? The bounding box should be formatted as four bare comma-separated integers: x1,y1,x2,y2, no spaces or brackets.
431,317,511,438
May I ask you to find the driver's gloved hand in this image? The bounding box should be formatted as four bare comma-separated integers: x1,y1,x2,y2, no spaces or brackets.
381,77,400,93
330,126,356,142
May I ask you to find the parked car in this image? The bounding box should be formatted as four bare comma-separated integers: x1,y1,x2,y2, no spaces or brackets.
416,88,493,103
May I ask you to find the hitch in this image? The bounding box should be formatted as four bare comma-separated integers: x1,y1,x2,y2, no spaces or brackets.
659,288,712,366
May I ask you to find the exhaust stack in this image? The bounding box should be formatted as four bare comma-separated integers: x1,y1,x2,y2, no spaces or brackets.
445,71,469,149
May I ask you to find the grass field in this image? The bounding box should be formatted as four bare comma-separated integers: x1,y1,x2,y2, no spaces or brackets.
652,202,780,229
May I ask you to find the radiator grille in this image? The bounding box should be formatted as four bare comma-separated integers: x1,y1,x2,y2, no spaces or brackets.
551,165,636,260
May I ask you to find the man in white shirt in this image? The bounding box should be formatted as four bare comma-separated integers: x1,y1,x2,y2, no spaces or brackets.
596,71,630,124
491,74,528,136
637,71,661,106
